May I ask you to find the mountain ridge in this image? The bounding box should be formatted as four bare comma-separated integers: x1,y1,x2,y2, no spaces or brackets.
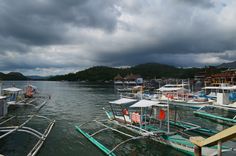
48,62,224,81
0,72,28,80
217,61,236,68
1,61,235,81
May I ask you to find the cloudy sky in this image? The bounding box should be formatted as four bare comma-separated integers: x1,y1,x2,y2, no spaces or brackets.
0,0,236,76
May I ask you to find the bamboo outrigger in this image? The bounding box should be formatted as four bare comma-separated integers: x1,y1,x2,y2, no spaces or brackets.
0,88,55,156
76,98,236,155
0,114,55,156
194,105,236,126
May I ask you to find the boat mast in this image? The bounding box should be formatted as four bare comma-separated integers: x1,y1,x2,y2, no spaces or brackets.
140,107,142,130
167,98,170,133
0,81,2,95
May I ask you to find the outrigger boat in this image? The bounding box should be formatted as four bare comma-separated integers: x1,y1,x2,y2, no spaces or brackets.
157,84,212,109
75,98,235,155
2,86,50,110
0,94,55,156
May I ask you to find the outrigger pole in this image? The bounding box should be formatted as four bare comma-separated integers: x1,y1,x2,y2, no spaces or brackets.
76,125,116,156
0,115,55,156
75,120,150,156
167,98,170,133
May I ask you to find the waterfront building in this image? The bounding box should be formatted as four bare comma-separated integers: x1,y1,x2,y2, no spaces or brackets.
114,74,143,86
205,69,236,85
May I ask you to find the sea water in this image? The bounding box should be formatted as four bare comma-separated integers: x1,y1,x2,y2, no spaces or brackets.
0,81,235,156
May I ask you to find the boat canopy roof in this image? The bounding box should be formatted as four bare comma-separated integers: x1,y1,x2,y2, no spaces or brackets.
132,85,143,89
0,96,7,99
109,98,137,105
157,87,187,92
164,84,187,87
203,86,236,90
3,87,22,92
130,99,165,108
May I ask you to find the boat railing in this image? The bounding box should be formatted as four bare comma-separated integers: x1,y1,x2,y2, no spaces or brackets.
233,115,236,120
190,125,236,156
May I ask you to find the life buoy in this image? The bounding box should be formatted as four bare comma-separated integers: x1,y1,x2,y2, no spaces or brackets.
158,109,166,121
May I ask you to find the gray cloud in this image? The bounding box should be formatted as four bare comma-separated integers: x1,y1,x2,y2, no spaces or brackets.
176,0,215,8
0,0,236,75
0,0,120,46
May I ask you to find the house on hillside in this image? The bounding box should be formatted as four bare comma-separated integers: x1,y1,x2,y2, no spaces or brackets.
114,74,124,85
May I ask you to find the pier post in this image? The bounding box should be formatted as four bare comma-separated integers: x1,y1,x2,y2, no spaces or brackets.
194,145,202,156
217,141,222,156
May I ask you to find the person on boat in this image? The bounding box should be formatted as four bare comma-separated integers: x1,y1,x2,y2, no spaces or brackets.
131,112,141,123
25,86,33,98
122,108,129,115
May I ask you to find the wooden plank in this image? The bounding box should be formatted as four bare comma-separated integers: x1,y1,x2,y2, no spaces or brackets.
190,125,236,147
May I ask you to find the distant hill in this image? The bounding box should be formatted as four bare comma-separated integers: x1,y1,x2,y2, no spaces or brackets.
217,61,236,68
27,75,49,80
0,72,28,80
0,62,226,82
49,66,122,81
48,63,224,82
130,63,180,79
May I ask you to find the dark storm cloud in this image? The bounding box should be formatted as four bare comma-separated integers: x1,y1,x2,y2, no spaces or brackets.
0,0,236,75
91,0,236,67
0,0,120,46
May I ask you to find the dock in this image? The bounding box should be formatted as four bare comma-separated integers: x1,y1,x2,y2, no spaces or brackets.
190,125,236,156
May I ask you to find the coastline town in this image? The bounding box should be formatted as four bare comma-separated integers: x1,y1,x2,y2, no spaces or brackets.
1,66,236,156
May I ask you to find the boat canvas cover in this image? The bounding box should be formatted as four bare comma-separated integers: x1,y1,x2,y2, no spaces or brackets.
3,87,22,92
130,99,163,108
109,98,137,105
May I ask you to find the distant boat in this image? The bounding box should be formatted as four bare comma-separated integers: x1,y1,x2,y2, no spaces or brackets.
157,84,211,108
2,87,24,106
2,85,49,110
202,84,236,109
